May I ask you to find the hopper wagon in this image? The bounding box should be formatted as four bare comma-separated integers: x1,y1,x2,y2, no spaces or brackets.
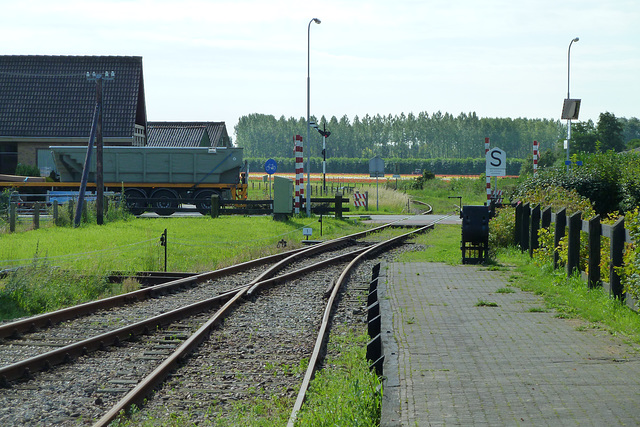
0,146,247,216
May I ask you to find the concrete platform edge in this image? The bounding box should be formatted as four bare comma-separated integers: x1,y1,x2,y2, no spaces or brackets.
378,261,401,427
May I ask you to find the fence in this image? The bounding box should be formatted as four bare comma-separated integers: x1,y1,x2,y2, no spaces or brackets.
514,203,635,309
251,181,360,196
211,195,346,219
3,192,348,233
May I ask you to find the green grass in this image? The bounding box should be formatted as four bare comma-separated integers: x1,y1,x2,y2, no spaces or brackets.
294,330,381,426
114,330,379,427
496,247,640,344
396,224,461,264
0,216,367,274
0,216,374,320
475,299,499,307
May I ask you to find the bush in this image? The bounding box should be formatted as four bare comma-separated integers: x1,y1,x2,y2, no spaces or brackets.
410,170,436,190
514,151,640,215
14,163,41,177
0,255,114,317
617,208,640,300
489,206,516,251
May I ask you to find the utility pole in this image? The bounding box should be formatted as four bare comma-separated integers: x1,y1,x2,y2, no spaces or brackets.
86,71,115,225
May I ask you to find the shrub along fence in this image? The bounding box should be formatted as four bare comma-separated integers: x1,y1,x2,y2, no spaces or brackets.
514,203,634,308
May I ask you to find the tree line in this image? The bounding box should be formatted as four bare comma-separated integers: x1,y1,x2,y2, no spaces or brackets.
234,112,640,173
234,111,571,159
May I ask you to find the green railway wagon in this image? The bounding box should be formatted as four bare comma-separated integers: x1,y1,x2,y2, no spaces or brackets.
48,146,246,215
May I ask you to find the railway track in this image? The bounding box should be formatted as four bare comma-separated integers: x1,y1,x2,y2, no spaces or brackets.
0,215,452,425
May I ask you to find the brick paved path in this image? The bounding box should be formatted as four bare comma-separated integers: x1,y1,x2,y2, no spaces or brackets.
380,262,640,426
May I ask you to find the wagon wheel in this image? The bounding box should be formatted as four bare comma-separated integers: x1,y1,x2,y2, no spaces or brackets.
123,188,147,216
150,189,179,216
194,190,222,215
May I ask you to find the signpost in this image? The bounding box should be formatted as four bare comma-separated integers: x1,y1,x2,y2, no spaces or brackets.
369,156,385,211
303,227,313,240
486,148,506,177
264,159,277,199
486,148,506,203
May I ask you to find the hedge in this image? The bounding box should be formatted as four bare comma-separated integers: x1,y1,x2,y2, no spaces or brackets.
246,157,524,176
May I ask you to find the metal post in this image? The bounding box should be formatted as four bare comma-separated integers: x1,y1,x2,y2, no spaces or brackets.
376,176,379,210
96,77,104,225
322,134,326,191
566,37,579,171
306,18,321,217
160,228,168,272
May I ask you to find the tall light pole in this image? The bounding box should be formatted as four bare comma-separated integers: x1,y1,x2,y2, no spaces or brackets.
306,17,321,217
566,36,579,171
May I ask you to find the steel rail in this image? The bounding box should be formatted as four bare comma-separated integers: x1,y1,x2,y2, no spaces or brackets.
0,247,306,340
0,287,241,386
0,244,370,387
0,213,413,342
288,214,456,426
92,243,374,427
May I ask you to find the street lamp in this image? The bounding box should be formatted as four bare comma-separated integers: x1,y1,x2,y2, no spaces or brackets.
566,36,579,171
306,17,321,216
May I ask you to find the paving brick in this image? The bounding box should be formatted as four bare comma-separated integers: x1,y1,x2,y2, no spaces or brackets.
380,262,640,426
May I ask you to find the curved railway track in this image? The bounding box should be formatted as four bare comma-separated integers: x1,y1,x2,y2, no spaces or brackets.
0,214,453,426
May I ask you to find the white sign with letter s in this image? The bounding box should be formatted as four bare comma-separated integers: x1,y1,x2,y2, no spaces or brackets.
486,148,506,177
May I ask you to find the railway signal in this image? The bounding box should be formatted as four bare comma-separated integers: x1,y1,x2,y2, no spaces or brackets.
311,122,331,190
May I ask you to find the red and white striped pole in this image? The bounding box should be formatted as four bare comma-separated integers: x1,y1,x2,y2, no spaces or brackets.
294,135,304,214
485,137,491,202
533,140,539,175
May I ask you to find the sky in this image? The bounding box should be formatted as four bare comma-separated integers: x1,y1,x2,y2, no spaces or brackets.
2,0,639,138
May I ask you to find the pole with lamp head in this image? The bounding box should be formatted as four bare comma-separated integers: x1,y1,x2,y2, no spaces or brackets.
566,37,579,171
306,17,321,216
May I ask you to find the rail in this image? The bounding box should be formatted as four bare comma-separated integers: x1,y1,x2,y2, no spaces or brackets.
287,213,457,426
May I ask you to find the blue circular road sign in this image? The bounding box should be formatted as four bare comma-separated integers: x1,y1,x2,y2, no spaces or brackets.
264,158,278,175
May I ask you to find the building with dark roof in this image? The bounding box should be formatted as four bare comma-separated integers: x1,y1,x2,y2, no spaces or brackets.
0,55,147,174
147,122,231,148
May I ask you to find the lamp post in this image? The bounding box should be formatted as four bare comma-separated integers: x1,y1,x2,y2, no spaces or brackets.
306,17,321,217
566,37,579,171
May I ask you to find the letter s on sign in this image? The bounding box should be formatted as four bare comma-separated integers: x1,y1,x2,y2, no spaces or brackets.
490,150,502,167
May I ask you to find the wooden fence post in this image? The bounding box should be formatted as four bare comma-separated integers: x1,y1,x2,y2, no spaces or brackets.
553,208,566,270
335,194,343,219
610,217,625,299
529,204,541,258
33,202,40,230
566,211,582,277
514,203,522,247
520,203,530,252
82,200,88,223
587,215,601,288
541,206,552,229
211,194,220,218
10,202,16,233
68,199,75,222
53,200,59,225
